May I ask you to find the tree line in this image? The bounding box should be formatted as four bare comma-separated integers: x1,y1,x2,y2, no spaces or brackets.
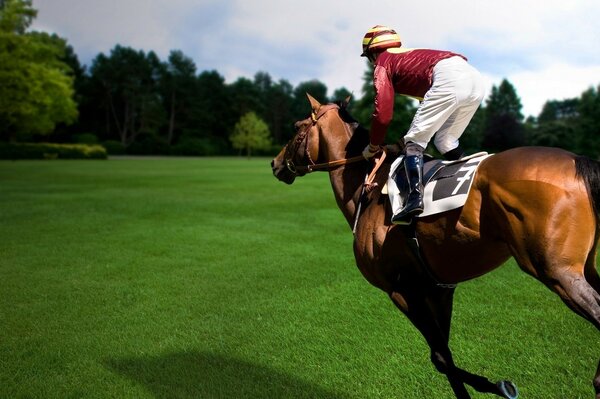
1,0,599,158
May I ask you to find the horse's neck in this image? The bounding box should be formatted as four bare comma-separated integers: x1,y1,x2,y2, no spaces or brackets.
329,166,366,229
321,113,369,229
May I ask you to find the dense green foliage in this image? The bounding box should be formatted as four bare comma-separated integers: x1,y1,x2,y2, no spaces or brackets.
1,0,599,158
230,112,272,156
0,0,77,141
1,158,597,398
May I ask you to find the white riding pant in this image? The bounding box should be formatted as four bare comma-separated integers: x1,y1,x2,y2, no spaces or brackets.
403,56,485,155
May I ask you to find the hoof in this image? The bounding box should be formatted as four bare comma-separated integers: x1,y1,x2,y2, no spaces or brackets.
497,380,518,399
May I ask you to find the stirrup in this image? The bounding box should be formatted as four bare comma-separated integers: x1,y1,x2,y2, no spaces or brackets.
391,214,413,225
391,204,424,225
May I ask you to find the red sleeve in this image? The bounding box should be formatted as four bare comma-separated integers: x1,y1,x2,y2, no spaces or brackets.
369,65,395,145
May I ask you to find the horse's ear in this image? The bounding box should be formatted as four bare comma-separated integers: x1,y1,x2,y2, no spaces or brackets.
342,94,352,108
306,93,321,112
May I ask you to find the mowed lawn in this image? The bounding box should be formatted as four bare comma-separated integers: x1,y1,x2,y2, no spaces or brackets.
0,157,598,399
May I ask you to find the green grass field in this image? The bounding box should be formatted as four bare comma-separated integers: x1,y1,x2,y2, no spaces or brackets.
1,157,598,398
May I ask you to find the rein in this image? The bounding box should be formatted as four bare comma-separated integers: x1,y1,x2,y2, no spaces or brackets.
284,104,366,174
294,155,366,173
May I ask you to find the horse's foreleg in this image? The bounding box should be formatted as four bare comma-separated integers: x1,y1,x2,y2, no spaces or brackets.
390,282,515,398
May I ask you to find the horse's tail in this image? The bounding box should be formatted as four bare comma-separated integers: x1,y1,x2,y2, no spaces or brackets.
575,155,600,218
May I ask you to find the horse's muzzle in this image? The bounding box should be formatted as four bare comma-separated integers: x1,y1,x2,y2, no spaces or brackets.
271,157,296,184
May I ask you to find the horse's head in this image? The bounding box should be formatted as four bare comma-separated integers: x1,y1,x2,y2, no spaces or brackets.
271,93,366,184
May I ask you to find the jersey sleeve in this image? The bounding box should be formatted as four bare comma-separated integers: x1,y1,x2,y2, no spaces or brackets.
369,65,395,145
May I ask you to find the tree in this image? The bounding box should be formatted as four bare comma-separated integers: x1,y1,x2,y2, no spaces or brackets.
529,119,577,149
461,106,486,154
291,80,328,121
332,87,352,103
189,70,232,154
537,98,579,124
482,79,525,152
577,85,600,158
230,112,272,157
0,0,77,141
526,85,600,158
0,0,34,33
87,46,165,147
229,76,262,119
160,50,198,145
253,73,294,145
269,80,295,144
530,97,581,153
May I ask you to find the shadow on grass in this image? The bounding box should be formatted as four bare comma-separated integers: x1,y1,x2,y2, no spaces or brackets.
105,351,351,399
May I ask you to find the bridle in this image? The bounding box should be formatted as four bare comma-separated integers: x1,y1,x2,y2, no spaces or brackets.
283,104,365,175
282,102,388,235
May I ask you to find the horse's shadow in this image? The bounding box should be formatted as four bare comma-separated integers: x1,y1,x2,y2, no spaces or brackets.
105,351,350,399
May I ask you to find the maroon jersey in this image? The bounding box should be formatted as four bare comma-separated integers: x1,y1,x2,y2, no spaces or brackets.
370,48,466,145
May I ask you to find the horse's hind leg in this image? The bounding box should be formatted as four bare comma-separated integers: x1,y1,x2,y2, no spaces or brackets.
584,240,600,296
584,242,600,397
542,267,600,398
595,361,600,399
524,236,600,396
546,268,600,328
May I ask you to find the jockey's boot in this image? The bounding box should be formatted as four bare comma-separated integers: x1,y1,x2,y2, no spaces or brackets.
391,154,424,224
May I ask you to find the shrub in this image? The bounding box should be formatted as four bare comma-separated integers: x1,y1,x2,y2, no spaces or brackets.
127,135,169,155
170,137,221,156
73,133,99,144
102,140,126,155
0,142,107,160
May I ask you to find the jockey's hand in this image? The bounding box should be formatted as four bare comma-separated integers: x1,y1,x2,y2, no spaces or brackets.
362,143,380,159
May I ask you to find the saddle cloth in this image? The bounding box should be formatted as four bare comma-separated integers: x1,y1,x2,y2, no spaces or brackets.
386,152,491,218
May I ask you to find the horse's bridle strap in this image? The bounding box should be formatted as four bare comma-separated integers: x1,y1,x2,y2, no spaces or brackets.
295,155,366,173
288,104,369,173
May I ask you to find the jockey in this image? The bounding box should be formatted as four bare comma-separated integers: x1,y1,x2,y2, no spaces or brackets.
360,25,485,224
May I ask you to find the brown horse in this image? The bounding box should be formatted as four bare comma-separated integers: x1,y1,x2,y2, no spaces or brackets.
271,94,600,399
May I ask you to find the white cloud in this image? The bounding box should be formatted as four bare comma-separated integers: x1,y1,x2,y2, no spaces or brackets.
32,0,202,59
30,0,600,118
502,64,600,117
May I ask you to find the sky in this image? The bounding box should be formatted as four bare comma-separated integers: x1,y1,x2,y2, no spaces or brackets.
31,0,600,118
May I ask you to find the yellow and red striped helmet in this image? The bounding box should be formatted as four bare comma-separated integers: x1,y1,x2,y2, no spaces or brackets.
361,25,401,57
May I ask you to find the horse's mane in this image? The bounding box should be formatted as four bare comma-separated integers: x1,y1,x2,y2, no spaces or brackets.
334,101,370,157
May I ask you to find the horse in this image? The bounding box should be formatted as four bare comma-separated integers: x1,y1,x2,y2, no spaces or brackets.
270,94,600,399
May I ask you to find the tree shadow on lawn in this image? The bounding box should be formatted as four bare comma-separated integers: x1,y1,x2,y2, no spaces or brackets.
105,350,351,399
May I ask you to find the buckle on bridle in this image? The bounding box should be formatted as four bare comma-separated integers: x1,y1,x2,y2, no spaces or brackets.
285,159,297,174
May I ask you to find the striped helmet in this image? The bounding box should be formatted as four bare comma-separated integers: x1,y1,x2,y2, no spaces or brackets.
361,25,401,57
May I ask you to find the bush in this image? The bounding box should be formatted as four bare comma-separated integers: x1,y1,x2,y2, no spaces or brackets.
102,140,126,155
127,135,169,155
73,133,99,144
170,137,221,156
0,142,107,160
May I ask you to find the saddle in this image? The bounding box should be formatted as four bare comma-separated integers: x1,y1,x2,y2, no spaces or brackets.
386,152,491,218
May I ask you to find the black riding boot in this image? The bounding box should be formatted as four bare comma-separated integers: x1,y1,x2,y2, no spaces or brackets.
391,154,424,224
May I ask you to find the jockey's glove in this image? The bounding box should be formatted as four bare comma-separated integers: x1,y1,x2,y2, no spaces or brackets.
362,143,380,159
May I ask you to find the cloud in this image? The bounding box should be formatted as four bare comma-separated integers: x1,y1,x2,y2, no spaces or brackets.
505,64,600,117
31,0,600,118
32,0,217,61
